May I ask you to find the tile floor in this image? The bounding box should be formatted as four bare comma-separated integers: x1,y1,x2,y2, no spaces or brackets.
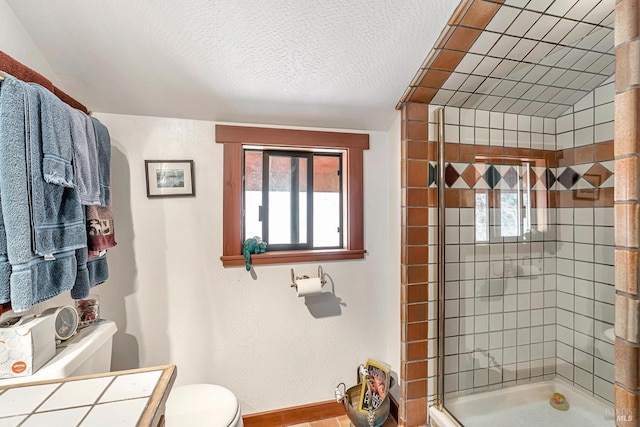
287,414,397,427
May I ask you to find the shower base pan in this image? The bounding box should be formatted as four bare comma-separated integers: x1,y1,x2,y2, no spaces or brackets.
430,377,614,427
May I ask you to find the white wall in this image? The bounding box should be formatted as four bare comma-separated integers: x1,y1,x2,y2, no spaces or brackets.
1,3,402,412
0,0,59,86
87,113,399,413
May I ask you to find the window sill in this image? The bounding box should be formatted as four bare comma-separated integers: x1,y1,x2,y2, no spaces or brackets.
220,249,366,267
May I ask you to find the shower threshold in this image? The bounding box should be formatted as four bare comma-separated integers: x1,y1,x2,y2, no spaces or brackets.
430,377,614,427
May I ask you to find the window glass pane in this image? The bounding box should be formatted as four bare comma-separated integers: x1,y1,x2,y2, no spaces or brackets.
298,157,308,244
500,190,520,237
268,156,292,244
244,151,262,241
475,192,489,242
313,155,341,247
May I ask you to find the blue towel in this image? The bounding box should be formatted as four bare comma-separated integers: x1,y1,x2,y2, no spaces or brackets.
26,84,86,256
10,251,78,311
0,76,22,304
0,194,10,305
0,75,87,312
26,84,74,188
67,106,100,205
0,75,33,266
71,247,108,299
70,246,90,300
91,117,111,207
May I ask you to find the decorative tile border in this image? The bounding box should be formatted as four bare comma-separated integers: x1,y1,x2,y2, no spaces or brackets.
433,161,614,191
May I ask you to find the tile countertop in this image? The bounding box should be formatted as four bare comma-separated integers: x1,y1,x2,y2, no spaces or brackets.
0,364,177,427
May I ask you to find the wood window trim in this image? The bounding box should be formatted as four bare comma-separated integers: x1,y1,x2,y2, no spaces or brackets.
216,124,369,267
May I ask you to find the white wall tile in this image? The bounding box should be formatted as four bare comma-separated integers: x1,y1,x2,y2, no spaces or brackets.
574,127,594,147
444,106,460,124
544,117,556,134
574,108,594,129
595,122,613,142
476,127,490,145
557,114,574,133
445,124,460,143
556,131,574,148
490,111,504,129
593,376,614,403
595,102,614,124
573,92,594,112
460,108,476,126
504,130,518,147
490,129,504,146
504,113,518,130
594,82,615,105
476,110,490,128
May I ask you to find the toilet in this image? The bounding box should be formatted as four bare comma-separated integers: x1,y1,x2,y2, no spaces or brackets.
0,319,117,386
165,383,243,427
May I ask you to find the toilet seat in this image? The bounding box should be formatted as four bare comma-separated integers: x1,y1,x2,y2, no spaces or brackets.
165,383,242,427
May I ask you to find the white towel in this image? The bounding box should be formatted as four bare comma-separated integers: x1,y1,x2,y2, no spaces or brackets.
67,106,100,205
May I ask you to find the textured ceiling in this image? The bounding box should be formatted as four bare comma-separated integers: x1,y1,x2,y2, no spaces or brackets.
5,0,460,131
403,0,615,118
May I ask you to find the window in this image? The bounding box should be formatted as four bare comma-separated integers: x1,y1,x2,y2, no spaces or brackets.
216,125,368,267
244,149,343,250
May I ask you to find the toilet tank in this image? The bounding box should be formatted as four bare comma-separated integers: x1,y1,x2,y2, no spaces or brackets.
0,320,117,386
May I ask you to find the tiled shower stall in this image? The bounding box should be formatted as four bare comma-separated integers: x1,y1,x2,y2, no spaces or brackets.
400,81,616,423
396,0,640,425
436,75,616,403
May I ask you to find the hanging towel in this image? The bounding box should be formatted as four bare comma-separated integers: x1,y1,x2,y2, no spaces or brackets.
67,106,100,205
71,247,108,299
24,84,74,188
10,250,80,311
25,84,86,256
0,196,11,306
0,302,11,317
91,117,111,207
86,205,117,254
0,75,86,312
0,75,33,266
70,246,90,299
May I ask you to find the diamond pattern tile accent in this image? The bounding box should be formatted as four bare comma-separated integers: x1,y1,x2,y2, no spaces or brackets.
445,164,460,187
423,153,611,191
502,166,519,188
522,167,538,189
540,168,556,189
557,167,581,189
583,163,613,188
484,165,502,189
460,165,482,188
428,163,436,187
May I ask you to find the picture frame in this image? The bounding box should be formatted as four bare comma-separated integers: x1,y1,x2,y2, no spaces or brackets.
145,160,195,198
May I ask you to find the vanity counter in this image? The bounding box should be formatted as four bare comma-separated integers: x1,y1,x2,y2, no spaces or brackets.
0,364,176,427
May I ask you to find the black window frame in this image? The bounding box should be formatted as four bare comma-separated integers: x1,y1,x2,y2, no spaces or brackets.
243,148,344,252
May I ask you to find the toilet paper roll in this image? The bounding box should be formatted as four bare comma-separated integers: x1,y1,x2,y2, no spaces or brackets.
296,277,323,297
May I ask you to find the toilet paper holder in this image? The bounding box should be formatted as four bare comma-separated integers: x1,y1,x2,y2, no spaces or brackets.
290,265,327,290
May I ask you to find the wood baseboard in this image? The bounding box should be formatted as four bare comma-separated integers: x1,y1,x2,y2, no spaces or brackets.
243,395,399,427
243,400,346,427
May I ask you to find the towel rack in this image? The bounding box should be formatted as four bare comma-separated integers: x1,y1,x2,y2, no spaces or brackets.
290,265,327,289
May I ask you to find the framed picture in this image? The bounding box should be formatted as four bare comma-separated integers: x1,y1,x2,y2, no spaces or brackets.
145,160,195,198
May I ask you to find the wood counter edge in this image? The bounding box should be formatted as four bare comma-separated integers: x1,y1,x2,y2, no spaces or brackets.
139,365,177,427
